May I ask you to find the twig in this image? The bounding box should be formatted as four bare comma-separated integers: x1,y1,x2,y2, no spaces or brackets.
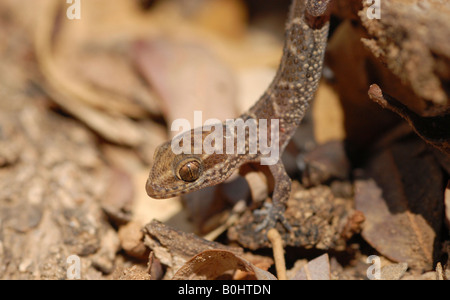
436,262,445,280
267,228,287,280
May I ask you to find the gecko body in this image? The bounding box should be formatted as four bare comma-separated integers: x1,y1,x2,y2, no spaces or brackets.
146,0,331,232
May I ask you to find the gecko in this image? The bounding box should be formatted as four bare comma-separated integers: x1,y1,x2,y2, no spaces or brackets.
146,0,331,233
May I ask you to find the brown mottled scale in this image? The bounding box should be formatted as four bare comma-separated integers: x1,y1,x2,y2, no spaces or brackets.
248,0,330,150
146,0,331,232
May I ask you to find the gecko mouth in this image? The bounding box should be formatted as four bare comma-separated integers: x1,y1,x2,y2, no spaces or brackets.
145,176,201,199
145,177,175,199
145,179,163,199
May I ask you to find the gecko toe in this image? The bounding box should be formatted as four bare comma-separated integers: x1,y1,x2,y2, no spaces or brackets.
254,203,292,233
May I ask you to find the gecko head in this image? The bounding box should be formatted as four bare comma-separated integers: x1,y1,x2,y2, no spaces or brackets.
145,132,232,199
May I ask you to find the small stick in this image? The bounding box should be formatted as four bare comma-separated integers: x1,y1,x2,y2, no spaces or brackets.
267,228,287,280
436,262,445,280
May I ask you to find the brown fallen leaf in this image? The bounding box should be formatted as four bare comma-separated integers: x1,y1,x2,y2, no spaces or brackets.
432,149,450,176
368,84,450,156
148,251,164,280
234,252,274,280
379,262,408,280
143,220,243,279
72,50,162,117
355,133,444,270
132,38,237,130
326,21,401,152
101,168,134,226
361,2,450,108
172,249,276,280
290,254,331,280
300,140,351,187
35,0,166,147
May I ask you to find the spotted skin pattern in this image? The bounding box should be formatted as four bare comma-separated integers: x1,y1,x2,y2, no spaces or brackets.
146,0,331,232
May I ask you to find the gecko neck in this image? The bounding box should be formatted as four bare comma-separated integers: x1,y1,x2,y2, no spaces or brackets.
243,0,330,150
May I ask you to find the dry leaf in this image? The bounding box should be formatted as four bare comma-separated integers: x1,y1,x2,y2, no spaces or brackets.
300,140,350,187
361,1,450,107
290,254,331,280
34,0,167,147
172,249,276,280
379,262,408,280
148,251,165,280
432,149,450,175
313,83,346,144
355,134,444,270
133,38,237,130
101,169,134,225
143,220,243,279
326,21,400,151
369,84,450,155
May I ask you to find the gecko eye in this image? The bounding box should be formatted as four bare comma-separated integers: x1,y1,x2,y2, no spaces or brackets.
175,158,203,182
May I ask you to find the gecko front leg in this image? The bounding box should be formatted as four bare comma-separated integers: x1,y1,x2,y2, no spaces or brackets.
254,160,293,232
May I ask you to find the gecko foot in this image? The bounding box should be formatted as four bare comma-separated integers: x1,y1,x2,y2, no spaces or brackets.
254,202,292,233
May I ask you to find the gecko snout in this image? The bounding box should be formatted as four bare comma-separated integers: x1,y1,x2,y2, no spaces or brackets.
145,177,162,199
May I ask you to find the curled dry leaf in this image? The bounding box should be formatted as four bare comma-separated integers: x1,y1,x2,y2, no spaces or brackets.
172,250,276,280
355,133,444,270
143,220,243,279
